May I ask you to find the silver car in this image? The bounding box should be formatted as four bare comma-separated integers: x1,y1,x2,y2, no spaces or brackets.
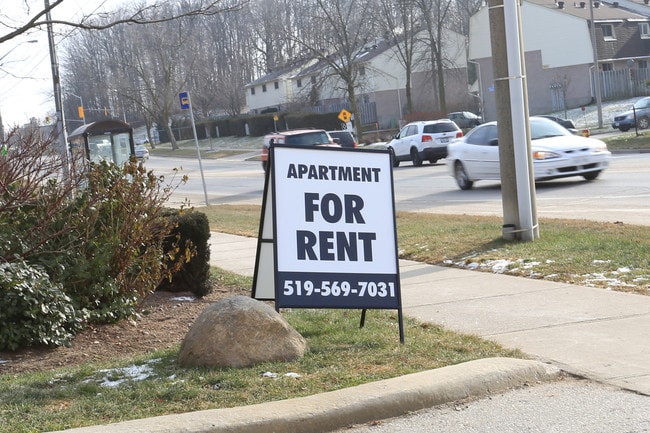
446,117,611,190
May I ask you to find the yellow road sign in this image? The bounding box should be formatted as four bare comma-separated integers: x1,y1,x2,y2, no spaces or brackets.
338,109,351,123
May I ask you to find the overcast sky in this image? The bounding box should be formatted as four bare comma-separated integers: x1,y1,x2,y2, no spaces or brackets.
0,0,115,128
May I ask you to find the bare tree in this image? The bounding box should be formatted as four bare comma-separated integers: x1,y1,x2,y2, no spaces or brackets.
376,0,419,115
286,0,379,140
415,0,455,113
0,0,247,44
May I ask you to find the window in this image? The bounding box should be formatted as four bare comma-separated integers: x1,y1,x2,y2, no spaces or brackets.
639,60,648,69
274,81,279,89
601,63,613,71
251,87,255,95
310,75,316,84
641,23,650,39
359,65,366,76
262,84,267,92
297,79,302,88
602,24,615,41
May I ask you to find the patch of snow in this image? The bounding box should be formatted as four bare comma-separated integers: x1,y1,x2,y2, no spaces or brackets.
488,259,512,274
91,359,161,388
171,296,195,302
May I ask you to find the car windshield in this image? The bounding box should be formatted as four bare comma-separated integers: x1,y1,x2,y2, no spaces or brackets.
530,118,570,140
633,98,650,109
285,131,331,146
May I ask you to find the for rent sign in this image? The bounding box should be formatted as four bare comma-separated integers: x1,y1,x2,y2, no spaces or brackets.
270,145,401,311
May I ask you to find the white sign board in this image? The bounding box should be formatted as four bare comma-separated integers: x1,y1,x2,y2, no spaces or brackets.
270,145,401,310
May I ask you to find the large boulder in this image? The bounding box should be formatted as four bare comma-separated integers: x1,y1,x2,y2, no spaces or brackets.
178,295,308,368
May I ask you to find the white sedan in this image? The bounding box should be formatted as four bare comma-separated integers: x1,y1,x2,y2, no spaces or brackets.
446,117,611,190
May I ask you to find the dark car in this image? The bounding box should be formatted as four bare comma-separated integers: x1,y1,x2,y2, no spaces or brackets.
261,129,339,171
538,115,579,134
612,97,650,132
327,130,357,148
447,111,482,129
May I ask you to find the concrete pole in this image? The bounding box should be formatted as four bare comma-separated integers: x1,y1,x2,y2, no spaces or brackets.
488,0,538,241
589,0,604,129
45,0,69,177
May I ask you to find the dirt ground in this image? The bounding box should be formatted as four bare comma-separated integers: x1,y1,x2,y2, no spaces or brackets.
0,285,249,375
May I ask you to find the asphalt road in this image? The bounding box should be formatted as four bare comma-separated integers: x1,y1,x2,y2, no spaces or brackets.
149,152,650,226
332,378,650,433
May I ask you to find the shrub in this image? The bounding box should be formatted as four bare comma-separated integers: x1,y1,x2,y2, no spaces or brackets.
33,160,178,322
1,128,186,328
157,209,212,297
0,261,88,351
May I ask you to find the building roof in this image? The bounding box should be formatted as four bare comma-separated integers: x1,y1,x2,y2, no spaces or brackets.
526,0,649,20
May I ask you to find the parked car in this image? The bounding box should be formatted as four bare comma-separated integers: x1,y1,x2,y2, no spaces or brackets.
387,119,463,167
327,130,357,148
261,129,339,171
446,116,611,190
537,115,579,134
134,144,149,161
447,111,482,129
612,97,650,131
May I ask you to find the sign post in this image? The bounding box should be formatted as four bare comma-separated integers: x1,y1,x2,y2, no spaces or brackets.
252,145,403,342
179,91,209,206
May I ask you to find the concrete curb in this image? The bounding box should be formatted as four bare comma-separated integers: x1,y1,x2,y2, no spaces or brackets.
48,358,561,433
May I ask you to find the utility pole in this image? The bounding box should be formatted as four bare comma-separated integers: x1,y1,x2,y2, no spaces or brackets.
45,0,68,175
589,0,604,128
488,0,538,241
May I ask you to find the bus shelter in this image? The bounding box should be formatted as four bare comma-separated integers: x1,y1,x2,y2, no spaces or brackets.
67,120,135,169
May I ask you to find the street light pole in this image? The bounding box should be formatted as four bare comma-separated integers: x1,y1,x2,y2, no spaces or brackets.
45,0,68,175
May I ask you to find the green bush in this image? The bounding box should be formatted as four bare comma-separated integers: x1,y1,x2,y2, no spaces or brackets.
36,161,175,322
157,210,212,297
0,261,88,351
0,131,186,348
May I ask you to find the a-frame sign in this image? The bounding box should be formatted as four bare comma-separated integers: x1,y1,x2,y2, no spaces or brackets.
252,145,403,342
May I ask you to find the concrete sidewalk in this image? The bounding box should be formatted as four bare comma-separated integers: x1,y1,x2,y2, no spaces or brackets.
211,232,650,396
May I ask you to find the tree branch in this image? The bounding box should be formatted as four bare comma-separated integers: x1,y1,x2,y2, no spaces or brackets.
0,0,248,44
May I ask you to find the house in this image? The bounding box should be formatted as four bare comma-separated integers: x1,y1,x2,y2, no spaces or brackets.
469,0,650,121
245,30,475,130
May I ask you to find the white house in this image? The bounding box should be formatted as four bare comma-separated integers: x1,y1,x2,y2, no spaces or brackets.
245,30,475,129
469,0,650,121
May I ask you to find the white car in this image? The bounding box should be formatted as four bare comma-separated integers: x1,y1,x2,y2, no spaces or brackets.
134,144,150,161
446,117,611,190
387,119,463,167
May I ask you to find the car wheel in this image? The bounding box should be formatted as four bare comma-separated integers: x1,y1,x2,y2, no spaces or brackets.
638,117,649,130
410,148,423,167
454,161,474,190
429,158,438,164
619,126,630,132
583,171,600,181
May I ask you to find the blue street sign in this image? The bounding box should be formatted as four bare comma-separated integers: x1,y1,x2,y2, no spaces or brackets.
179,92,190,109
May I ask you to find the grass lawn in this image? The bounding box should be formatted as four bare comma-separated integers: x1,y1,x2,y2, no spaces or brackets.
203,205,650,295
